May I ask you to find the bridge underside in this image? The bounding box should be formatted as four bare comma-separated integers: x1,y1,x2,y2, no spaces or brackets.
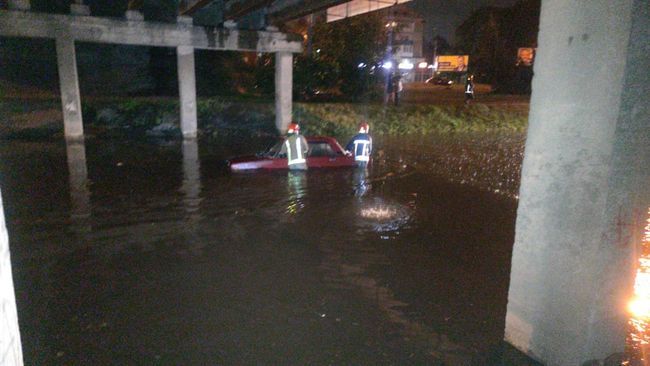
1,0,649,365
0,8,302,139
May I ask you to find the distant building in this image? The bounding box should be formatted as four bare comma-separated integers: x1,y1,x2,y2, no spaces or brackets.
378,5,426,83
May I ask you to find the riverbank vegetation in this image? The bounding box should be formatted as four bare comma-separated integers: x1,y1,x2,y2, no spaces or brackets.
86,98,527,138
0,96,527,140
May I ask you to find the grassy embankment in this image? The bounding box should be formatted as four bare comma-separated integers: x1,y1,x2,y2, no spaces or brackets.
1,95,529,140
84,97,528,137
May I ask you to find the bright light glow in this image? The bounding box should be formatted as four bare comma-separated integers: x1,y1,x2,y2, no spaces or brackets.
630,296,650,318
316,49,321,53
398,60,414,70
358,62,366,68
427,64,435,69
628,208,650,353
418,62,428,69
381,61,393,70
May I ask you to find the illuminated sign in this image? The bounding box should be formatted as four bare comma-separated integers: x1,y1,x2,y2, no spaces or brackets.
516,48,536,66
435,55,469,72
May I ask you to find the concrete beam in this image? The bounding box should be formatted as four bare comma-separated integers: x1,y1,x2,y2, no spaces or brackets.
274,51,292,134
224,0,272,20
0,10,302,53
505,0,650,365
267,0,347,23
178,0,215,15
177,45,198,139
55,35,84,141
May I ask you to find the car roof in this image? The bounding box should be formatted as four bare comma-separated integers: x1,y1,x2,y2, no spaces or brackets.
306,136,337,143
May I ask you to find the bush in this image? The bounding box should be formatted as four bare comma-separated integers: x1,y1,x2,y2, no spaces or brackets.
81,97,527,140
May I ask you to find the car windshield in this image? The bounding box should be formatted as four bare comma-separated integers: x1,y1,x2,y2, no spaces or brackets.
261,139,343,158
307,142,338,157
262,141,284,158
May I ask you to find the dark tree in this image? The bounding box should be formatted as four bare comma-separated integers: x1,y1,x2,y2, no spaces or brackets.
424,36,452,61
456,0,540,93
309,13,388,99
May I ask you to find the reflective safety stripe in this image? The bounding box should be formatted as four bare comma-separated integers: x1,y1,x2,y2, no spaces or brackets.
355,155,370,162
287,138,306,165
353,139,371,162
296,137,303,160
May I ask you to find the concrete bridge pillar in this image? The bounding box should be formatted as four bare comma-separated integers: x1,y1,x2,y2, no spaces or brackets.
70,1,90,16
7,0,29,11
505,0,650,365
0,191,24,366
181,139,201,214
274,51,293,134
177,45,198,139
66,141,90,227
56,35,84,141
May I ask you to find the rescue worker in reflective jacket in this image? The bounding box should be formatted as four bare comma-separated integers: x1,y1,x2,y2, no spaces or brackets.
282,122,309,170
464,74,475,104
345,122,372,168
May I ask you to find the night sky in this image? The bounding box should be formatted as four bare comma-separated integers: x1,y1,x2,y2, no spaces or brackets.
409,0,520,43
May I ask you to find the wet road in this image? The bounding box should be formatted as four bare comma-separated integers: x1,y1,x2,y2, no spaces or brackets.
0,134,525,365
401,83,530,110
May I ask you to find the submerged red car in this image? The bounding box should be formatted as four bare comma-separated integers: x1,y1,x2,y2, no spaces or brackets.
229,136,356,171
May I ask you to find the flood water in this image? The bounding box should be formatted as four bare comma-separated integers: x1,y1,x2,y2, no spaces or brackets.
0,133,526,365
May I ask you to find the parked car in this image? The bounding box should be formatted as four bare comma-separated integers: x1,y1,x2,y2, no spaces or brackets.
425,76,453,86
229,136,356,171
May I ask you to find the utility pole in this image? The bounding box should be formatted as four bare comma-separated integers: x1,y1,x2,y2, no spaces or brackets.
432,36,438,78
384,6,396,105
307,13,314,56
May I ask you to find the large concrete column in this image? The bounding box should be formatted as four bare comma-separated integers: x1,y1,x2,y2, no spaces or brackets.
181,139,202,254
177,45,197,139
125,0,144,21
274,51,293,134
66,141,91,232
70,0,90,16
0,191,24,366
505,1,649,365
55,36,84,141
181,139,201,214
